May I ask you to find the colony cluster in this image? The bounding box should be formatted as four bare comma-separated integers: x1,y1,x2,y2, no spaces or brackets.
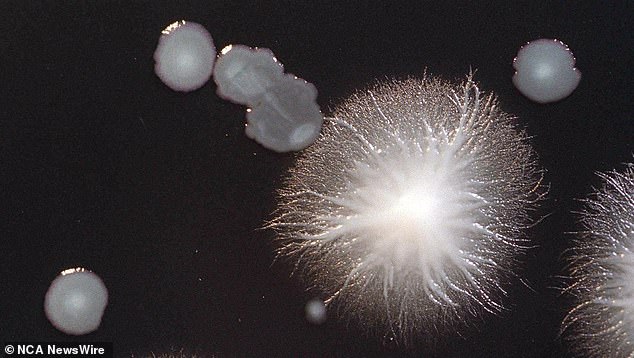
40,19,634,358
154,21,324,153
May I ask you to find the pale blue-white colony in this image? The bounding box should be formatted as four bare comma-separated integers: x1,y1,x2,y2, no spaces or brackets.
153,21,323,153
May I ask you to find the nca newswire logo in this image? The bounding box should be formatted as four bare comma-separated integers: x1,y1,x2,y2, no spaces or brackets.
4,342,112,358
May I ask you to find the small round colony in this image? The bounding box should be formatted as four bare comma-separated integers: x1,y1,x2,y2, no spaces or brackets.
512,39,581,103
44,268,108,335
154,21,216,92
305,298,327,325
270,75,545,342
562,162,634,358
213,45,323,152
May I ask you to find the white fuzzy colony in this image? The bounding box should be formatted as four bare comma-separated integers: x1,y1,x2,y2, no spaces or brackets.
270,75,545,341
562,163,634,358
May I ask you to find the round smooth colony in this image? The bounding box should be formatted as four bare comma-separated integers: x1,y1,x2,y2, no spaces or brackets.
154,21,216,92
44,268,108,335
512,38,581,103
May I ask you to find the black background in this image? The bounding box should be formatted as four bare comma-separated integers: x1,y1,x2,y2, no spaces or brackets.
1,1,632,357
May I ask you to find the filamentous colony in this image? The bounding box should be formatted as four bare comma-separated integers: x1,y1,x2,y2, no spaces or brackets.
270,75,545,341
